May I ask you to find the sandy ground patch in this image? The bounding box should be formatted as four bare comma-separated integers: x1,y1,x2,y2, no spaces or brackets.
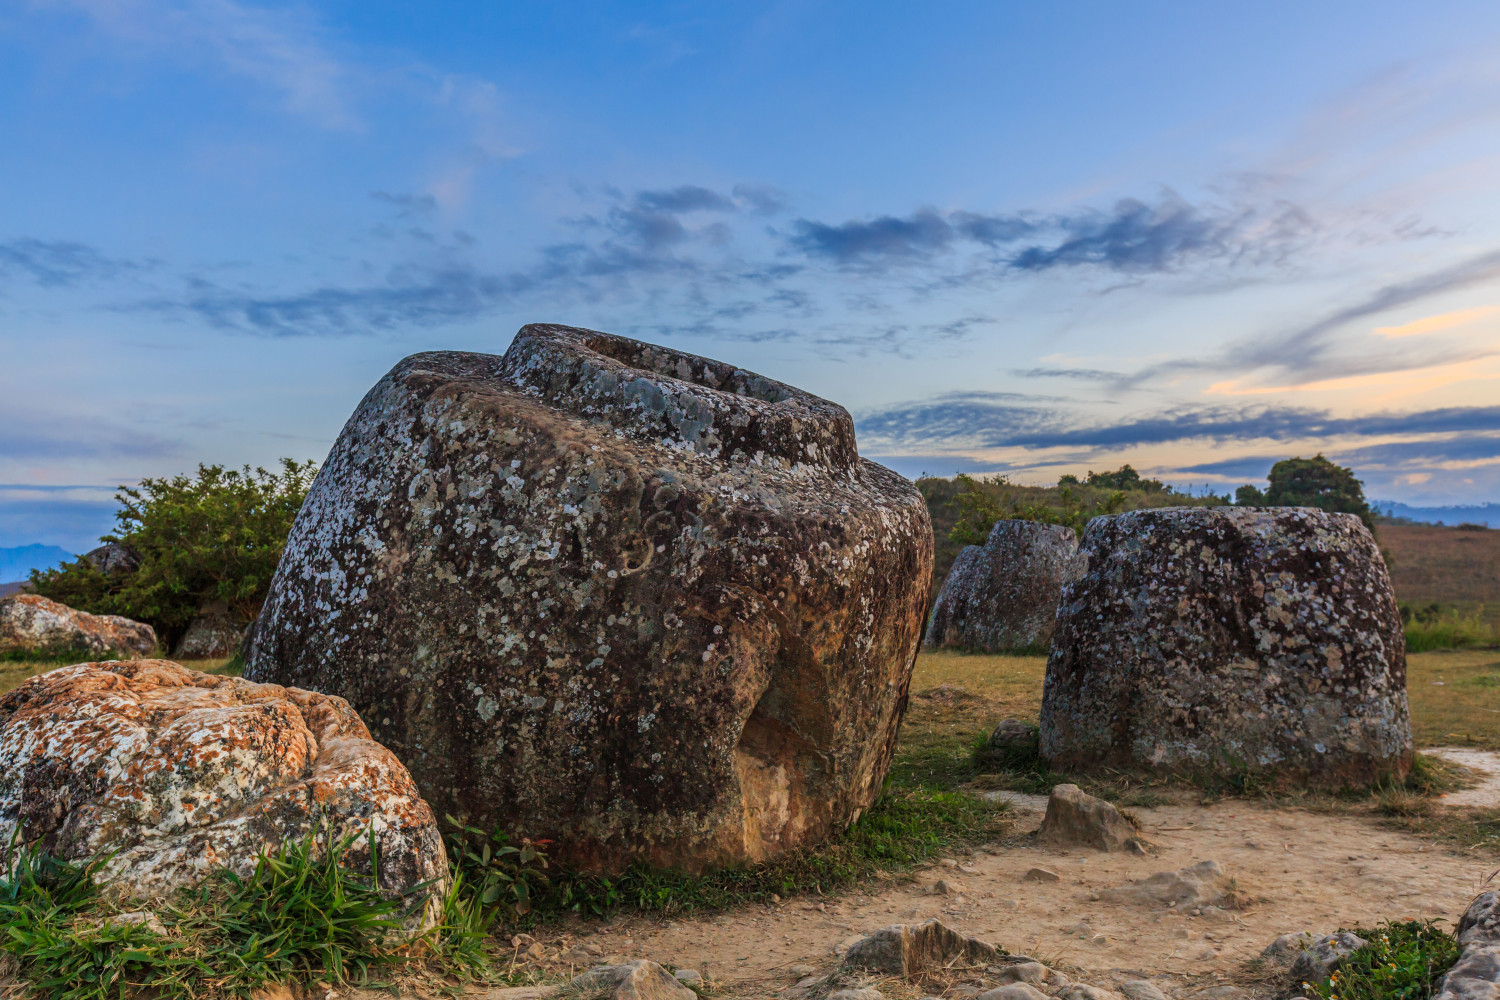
497,790,1494,998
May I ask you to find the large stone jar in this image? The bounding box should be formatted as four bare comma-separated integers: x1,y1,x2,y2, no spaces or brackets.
246,324,932,871
924,519,1079,653
1040,506,1411,787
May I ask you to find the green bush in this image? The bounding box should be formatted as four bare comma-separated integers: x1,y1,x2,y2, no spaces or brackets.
1235,454,1376,531
1401,603,1497,651
30,460,317,648
1305,920,1458,1000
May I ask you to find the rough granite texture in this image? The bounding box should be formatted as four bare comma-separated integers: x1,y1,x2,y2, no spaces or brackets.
1435,892,1500,1000
245,324,933,872
0,594,156,658
174,603,243,659
924,519,1080,652
0,660,447,926
1040,507,1412,787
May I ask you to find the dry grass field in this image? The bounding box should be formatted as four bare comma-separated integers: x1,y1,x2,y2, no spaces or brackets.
1382,522,1500,604
910,647,1500,750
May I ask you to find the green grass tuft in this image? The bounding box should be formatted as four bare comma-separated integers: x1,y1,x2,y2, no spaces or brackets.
1304,920,1458,1000
0,827,487,999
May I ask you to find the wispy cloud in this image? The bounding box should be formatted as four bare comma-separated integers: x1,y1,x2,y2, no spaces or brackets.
1127,247,1500,389
0,238,135,287
787,191,1316,273
857,395,1500,452
54,0,356,128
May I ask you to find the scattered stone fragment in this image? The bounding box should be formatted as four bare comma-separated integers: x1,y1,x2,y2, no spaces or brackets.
0,593,156,658
1055,986,1122,1000
1101,861,1226,907
844,918,1001,976
246,324,933,872
1040,507,1412,787
828,990,885,1000
1288,932,1369,982
989,961,1048,984
568,960,697,1000
1262,932,1317,966
931,878,967,895
924,519,1081,653
1036,784,1141,852
1119,981,1168,1000
1436,891,1500,1000
672,969,703,983
0,659,448,930
787,965,817,977
1022,867,1061,882
979,985,1050,1000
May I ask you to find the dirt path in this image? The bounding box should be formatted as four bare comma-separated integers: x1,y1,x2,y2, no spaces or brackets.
502,789,1493,998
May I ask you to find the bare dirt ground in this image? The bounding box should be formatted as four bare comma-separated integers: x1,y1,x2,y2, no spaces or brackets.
483,777,1498,998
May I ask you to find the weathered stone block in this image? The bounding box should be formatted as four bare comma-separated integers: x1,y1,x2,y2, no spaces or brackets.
0,660,446,928
924,520,1079,652
0,593,156,658
246,324,932,871
1036,783,1138,852
1040,507,1411,787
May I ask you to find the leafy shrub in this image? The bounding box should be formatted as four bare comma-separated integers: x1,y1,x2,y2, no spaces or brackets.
443,816,550,925
1235,454,1375,531
1305,920,1458,1000
1401,603,1497,651
30,460,316,648
948,473,1129,545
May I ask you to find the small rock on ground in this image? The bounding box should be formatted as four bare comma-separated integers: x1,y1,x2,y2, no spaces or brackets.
828,990,885,1000
1289,932,1368,982
1101,860,1226,907
1119,982,1169,1000
980,986,1050,1000
1023,867,1061,882
844,918,1000,976
1037,784,1141,853
568,959,696,999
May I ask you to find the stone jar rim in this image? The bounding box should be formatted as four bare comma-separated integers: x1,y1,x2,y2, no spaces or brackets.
500,323,860,472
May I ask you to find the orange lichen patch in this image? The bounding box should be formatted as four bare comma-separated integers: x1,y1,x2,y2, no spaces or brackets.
0,659,446,928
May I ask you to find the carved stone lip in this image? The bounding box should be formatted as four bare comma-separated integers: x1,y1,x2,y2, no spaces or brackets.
500,322,860,472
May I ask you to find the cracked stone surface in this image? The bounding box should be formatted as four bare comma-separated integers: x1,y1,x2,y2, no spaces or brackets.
0,659,446,927
246,324,932,872
1041,507,1411,787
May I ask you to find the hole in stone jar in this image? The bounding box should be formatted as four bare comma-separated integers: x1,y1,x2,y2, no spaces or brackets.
584,334,794,405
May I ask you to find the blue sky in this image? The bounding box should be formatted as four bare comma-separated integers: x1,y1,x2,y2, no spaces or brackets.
3,1,1500,551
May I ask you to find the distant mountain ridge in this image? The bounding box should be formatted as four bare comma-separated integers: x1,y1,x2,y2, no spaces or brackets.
0,543,74,583
1374,500,1500,527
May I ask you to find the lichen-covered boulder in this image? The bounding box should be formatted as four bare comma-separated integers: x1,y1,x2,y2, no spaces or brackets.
174,603,243,659
84,543,139,576
0,593,156,658
245,324,932,872
924,520,1079,652
0,660,446,926
1040,507,1411,787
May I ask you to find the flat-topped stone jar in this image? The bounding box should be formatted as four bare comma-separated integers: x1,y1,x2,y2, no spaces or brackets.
246,324,933,871
1040,506,1411,788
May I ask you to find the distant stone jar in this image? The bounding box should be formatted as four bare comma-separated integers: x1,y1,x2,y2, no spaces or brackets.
1040,506,1411,787
246,324,933,871
924,519,1080,652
